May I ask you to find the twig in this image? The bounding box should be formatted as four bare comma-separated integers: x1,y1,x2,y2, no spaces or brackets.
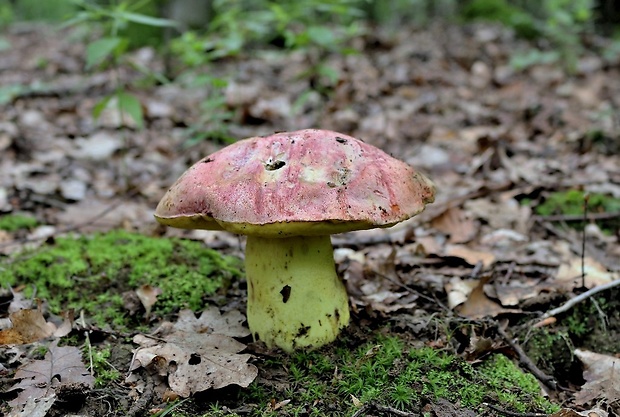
494,324,557,390
85,330,94,377
352,403,419,417
581,194,589,288
483,402,548,417
126,370,155,417
373,404,418,416
540,278,620,320
351,404,369,417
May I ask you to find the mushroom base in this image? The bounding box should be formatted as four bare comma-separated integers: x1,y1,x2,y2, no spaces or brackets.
244,235,350,352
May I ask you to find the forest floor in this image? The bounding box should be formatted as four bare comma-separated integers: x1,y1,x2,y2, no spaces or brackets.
0,20,619,417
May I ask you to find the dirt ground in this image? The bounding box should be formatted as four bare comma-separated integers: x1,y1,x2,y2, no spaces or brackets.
1,19,619,417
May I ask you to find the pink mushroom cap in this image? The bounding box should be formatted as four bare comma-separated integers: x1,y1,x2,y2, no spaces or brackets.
154,129,435,237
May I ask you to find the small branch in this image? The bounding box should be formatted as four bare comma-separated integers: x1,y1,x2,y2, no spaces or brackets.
483,402,548,417
495,324,557,390
351,404,369,417
540,278,620,320
126,370,154,417
352,404,418,417
581,194,589,288
373,404,418,416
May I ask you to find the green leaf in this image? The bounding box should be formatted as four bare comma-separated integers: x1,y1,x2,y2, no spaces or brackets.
0,85,25,105
116,92,144,129
115,11,178,27
92,95,112,120
86,37,122,69
306,26,335,48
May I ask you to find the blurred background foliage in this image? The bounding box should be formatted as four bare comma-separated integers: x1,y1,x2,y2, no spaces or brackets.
1,0,619,73
2,0,619,43
1,0,618,136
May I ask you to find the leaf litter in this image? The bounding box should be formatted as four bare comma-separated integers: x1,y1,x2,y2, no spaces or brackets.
8,340,94,411
0,17,619,417
128,307,257,398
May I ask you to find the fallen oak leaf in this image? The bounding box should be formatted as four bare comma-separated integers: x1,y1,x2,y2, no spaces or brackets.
6,392,56,417
129,307,257,397
8,340,94,409
172,307,251,338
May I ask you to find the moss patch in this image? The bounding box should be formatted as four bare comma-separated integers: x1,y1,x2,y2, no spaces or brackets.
1,230,242,328
0,213,38,231
229,335,559,416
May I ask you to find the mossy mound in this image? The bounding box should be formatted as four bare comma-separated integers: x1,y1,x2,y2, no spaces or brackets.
1,230,242,328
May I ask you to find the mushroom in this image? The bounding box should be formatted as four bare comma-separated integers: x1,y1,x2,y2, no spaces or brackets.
154,129,435,352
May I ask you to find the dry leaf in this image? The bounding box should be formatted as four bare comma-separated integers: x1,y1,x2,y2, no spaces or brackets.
7,290,33,313
8,340,94,409
445,277,478,309
0,309,55,345
550,408,609,417
445,244,496,268
455,276,520,319
172,308,251,338
6,392,56,417
574,349,620,406
556,257,615,290
130,307,257,396
431,206,477,244
53,310,74,338
136,284,162,317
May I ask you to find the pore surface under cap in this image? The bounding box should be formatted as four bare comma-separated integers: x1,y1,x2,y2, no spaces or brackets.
154,129,435,236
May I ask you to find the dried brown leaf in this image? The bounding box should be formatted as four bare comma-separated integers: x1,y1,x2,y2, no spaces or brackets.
0,309,55,345
130,307,257,396
445,244,496,268
549,408,608,417
136,284,162,317
574,349,620,406
455,276,520,319
556,257,615,290
8,340,94,408
172,307,251,338
6,392,56,417
431,206,477,244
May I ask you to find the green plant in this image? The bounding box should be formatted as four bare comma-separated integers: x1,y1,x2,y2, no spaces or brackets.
536,190,620,216
0,214,38,231
65,0,177,129
9,0,76,22
533,190,620,232
88,345,121,387
168,0,363,143
461,0,595,71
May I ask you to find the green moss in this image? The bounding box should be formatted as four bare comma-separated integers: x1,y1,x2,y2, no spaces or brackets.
87,345,122,388
479,354,557,413
240,335,558,415
1,230,242,328
536,190,620,217
0,213,38,231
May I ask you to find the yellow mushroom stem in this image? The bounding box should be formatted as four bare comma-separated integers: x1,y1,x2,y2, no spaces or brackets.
244,235,350,352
